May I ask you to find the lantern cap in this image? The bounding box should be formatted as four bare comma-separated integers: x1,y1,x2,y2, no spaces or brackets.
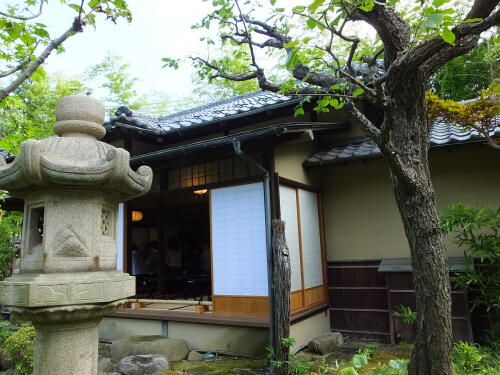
0,95,153,200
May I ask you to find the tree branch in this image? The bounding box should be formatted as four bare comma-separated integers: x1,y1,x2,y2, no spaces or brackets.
343,101,380,142
189,56,258,81
0,18,83,103
0,61,28,78
393,4,500,80
350,3,410,68
221,34,283,49
0,0,44,21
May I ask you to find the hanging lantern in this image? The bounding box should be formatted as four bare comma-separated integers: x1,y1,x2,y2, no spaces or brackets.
193,189,208,195
131,210,143,222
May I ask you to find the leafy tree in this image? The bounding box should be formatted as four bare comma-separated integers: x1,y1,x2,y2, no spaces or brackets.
191,45,260,102
0,68,86,154
431,39,499,100
183,1,500,374
0,0,131,104
85,53,149,115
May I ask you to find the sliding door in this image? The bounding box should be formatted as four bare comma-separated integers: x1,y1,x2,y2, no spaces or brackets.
211,182,269,316
279,184,326,314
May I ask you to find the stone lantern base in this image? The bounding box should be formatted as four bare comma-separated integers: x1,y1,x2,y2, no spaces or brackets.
10,301,125,375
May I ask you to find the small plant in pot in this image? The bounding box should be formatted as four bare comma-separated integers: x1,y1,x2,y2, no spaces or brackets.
393,305,417,343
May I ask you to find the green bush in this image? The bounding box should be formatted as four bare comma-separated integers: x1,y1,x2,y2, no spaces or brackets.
0,208,22,280
441,204,500,315
3,325,35,375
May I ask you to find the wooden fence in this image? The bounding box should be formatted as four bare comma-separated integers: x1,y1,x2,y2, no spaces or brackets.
327,260,478,344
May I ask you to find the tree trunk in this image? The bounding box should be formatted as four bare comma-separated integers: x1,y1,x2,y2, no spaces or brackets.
384,75,453,375
271,219,291,375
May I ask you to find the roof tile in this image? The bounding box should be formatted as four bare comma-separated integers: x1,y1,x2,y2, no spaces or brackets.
306,120,500,166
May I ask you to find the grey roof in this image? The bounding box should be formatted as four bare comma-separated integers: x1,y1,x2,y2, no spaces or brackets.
305,120,500,166
109,91,296,135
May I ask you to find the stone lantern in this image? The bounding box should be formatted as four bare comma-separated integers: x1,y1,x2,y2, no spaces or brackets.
0,95,152,375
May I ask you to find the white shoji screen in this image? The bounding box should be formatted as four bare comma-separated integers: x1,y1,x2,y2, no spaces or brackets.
298,189,323,289
117,203,124,271
211,182,268,296
279,185,303,292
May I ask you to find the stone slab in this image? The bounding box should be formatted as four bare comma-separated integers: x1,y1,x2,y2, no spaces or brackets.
0,271,135,307
111,335,189,363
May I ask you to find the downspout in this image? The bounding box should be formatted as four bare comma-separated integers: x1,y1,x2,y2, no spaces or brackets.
232,139,276,360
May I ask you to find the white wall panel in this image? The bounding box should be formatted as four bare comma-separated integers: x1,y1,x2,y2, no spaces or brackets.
211,183,268,296
279,185,302,292
298,189,323,288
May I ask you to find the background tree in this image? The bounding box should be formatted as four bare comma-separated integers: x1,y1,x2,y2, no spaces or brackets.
430,37,499,100
185,1,500,374
0,67,86,154
85,52,149,116
0,0,131,104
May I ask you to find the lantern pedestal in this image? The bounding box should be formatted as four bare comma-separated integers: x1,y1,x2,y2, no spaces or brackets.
11,301,124,375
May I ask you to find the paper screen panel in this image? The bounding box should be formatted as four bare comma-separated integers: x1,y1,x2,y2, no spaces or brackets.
279,185,302,292
211,183,268,296
298,189,323,289
117,203,124,271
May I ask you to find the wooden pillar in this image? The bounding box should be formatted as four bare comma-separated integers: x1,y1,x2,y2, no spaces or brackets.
272,220,291,375
157,196,166,298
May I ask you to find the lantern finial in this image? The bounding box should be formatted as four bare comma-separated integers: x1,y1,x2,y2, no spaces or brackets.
54,94,106,139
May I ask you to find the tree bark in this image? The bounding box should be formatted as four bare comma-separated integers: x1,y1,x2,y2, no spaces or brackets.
384,74,452,375
271,219,291,375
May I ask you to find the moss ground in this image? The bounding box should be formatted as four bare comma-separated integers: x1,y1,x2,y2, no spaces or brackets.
160,358,267,375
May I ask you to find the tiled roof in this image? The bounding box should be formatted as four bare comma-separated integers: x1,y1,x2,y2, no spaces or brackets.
109,90,296,135
305,120,500,166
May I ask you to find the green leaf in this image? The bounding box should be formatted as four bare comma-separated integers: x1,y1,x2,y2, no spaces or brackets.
329,98,339,107
359,0,374,12
353,88,364,97
19,33,35,46
68,3,83,12
422,12,444,28
276,8,285,12
441,29,455,45
285,48,300,71
292,5,306,13
283,40,299,48
270,0,276,5
432,0,450,7
306,18,317,29
463,18,482,23
308,0,326,13
294,106,305,117
33,27,50,39
318,98,330,107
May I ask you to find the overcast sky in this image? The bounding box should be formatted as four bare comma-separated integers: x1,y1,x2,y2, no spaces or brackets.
39,0,215,106
9,0,371,111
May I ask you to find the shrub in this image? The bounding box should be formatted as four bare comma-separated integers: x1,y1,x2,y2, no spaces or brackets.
3,325,35,375
441,204,499,315
0,208,22,280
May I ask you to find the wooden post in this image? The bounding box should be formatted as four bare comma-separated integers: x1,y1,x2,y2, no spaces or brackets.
272,219,291,375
